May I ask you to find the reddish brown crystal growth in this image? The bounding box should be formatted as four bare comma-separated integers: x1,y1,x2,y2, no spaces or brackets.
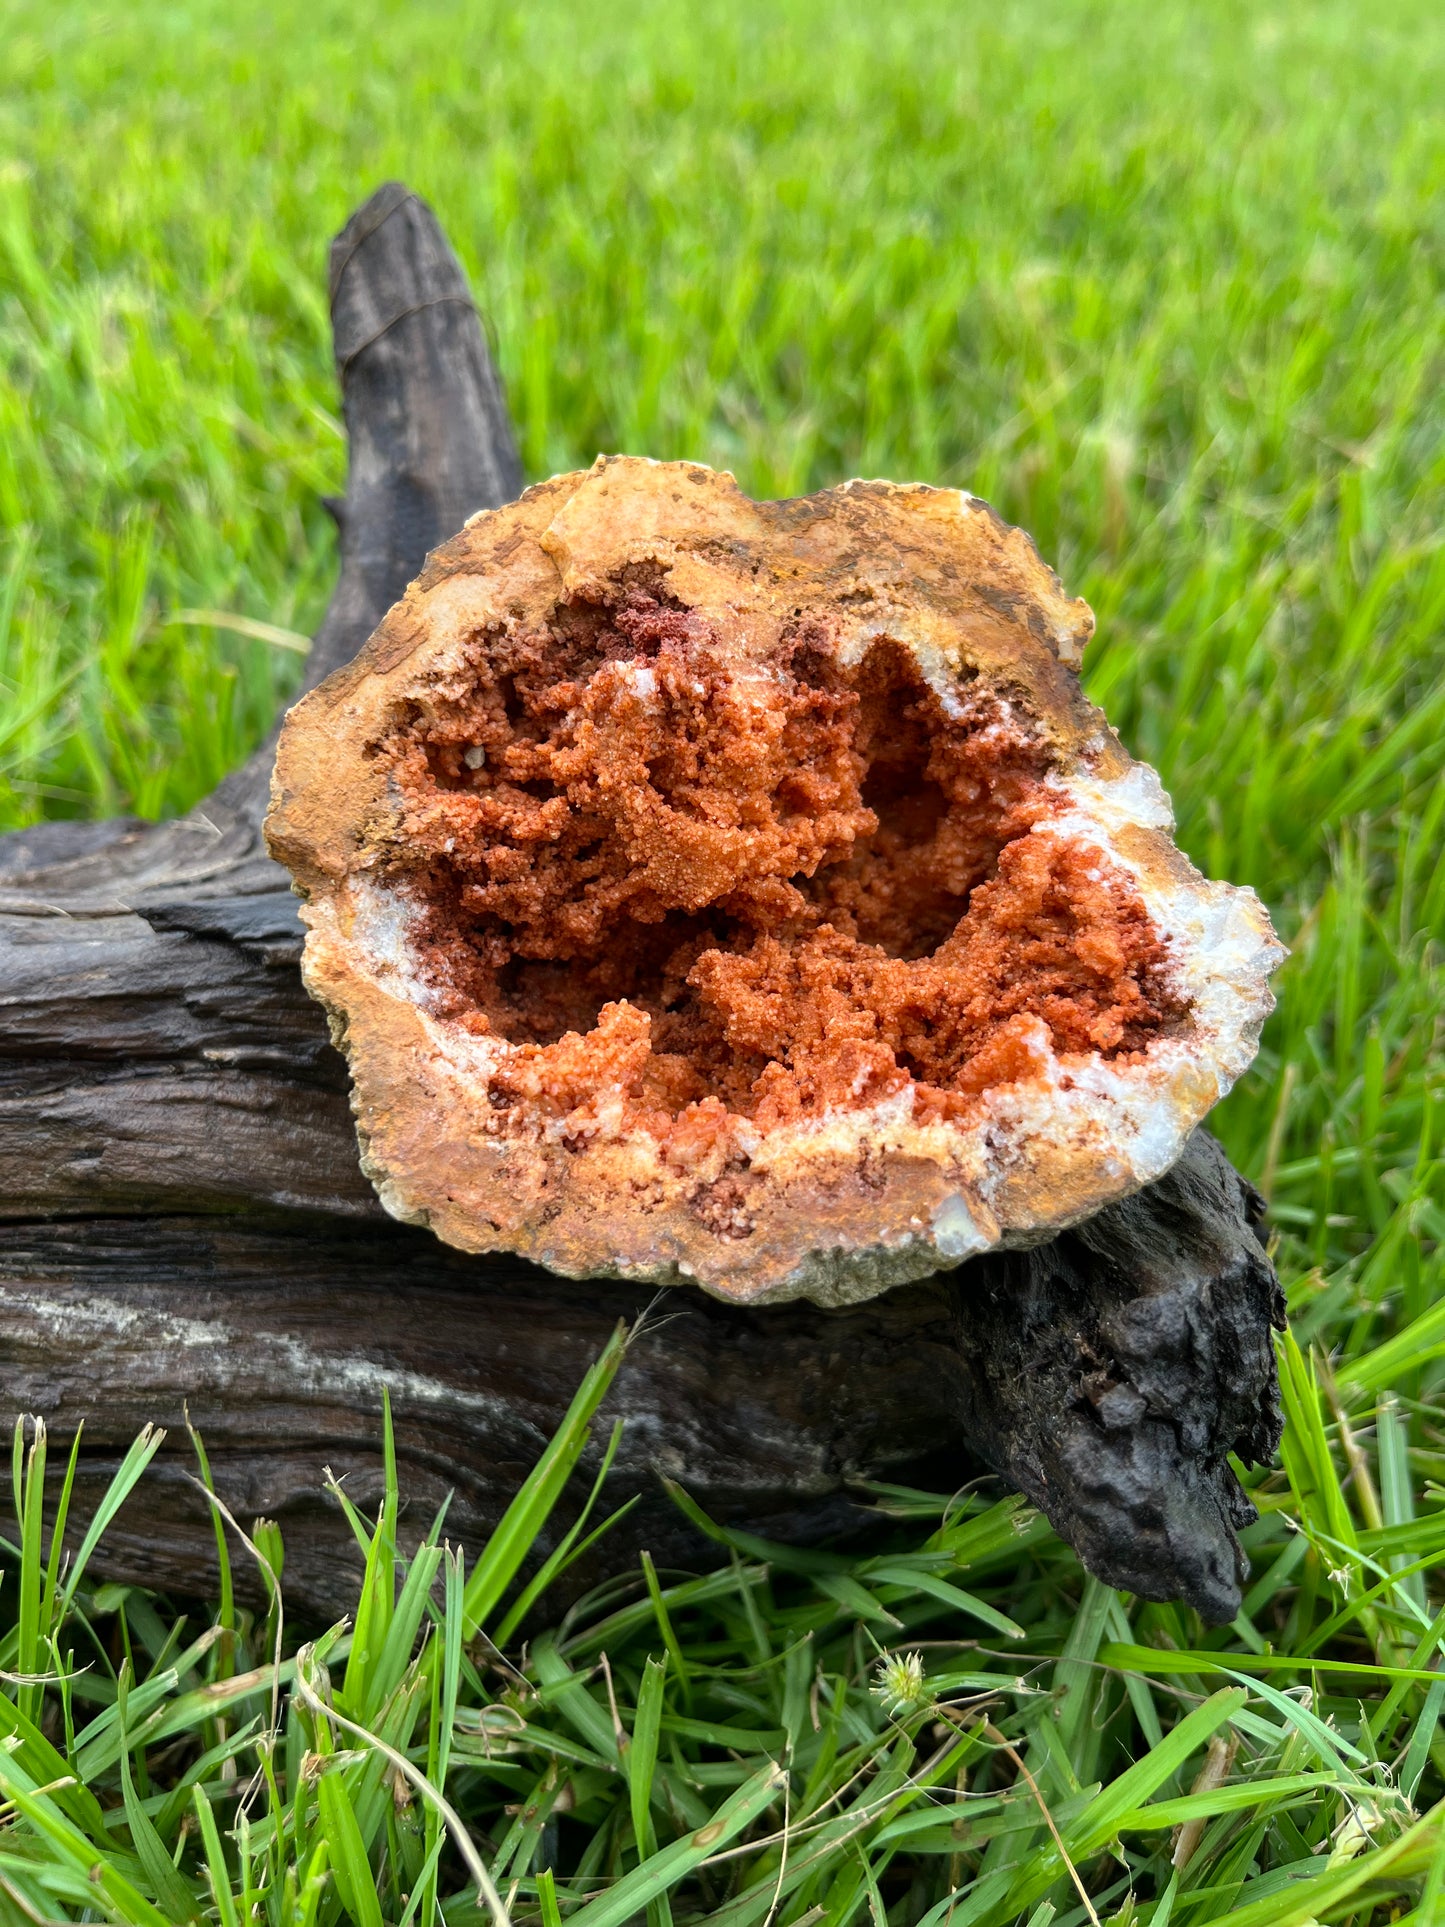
268,459,1282,1304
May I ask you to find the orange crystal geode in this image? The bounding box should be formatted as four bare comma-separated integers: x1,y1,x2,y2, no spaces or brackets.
266,458,1283,1304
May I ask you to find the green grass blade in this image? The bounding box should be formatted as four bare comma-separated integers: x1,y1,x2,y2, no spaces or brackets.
1201,1808,1444,1927
60,1425,167,1612
864,1564,1025,1640
191,1783,240,1927
1069,1688,1246,1852
316,1770,386,1927
463,1320,629,1638
1377,1392,1426,1616
493,1419,633,1646
531,1632,622,1763
640,1550,692,1698
187,1420,235,1682
537,1867,564,1927
16,1417,46,1727
0,1747,172,1927
41,1425,83,1653
630,1653,669,1919
566,1761,786,1927
1399,1679,1445,1806
117,1664,200,1923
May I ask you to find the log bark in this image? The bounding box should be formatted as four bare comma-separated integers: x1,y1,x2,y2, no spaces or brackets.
0,184,1283,1626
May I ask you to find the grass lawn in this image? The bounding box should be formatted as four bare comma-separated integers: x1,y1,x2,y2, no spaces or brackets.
2,0,1444,1919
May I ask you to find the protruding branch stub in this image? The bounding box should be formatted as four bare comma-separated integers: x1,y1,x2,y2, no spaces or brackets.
267,457,1282,1305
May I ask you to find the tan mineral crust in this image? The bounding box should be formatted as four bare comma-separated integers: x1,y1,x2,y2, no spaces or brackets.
266,457,1284,1306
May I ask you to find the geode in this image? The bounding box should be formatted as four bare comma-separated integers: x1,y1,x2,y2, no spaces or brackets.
266,457,1282,1305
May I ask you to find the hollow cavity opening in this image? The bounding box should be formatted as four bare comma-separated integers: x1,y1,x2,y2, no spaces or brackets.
373,576,1187,1130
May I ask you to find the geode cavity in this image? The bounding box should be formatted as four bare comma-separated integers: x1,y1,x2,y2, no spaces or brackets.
266,458,1282,1304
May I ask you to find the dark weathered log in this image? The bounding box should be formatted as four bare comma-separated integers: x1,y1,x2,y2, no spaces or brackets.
0,1134,1281,1626
0,184,1282,1625
948,1135,1284,1623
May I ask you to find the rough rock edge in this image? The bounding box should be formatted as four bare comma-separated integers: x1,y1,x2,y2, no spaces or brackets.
268,457,1285,1305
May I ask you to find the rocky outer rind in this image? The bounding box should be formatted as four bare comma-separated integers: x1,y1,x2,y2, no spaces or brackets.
267,457,1283,1305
